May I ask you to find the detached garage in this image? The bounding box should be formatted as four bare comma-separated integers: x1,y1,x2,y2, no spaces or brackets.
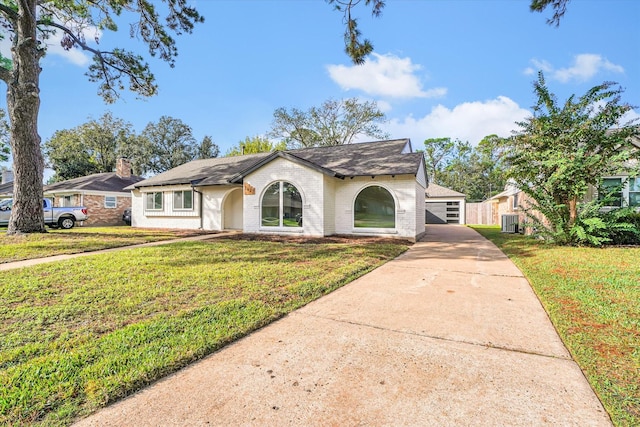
425,183,466,224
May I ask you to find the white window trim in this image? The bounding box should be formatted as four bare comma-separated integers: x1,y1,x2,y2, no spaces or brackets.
173,190,194,211
600,177,627,208
352,184,398,231
260,181,303,229
629,177,640,208
104,196,117,209
145,192,164,211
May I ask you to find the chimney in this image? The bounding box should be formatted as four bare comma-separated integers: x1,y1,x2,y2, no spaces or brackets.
116,158,132,178
1,169,13,184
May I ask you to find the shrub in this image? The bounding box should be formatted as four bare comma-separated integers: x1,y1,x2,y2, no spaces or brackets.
603,209,640,245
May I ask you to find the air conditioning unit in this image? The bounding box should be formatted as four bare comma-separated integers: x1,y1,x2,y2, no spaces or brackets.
501,214,520,233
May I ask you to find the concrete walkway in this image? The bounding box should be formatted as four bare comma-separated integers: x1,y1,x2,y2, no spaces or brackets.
74,225,611,426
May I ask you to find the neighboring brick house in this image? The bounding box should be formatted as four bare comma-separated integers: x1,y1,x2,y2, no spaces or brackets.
44,158,144,226
127,139,428,241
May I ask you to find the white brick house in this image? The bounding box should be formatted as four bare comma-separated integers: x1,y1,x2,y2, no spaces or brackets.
127,139,427,241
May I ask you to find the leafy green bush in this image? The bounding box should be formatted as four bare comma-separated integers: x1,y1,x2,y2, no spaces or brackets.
602,209,640,245
523,194,639,247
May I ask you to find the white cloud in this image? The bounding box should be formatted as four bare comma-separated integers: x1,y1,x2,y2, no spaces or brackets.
525,54,624,83
620,108,640,127
376,100,392,113
327,53,446,99
0,23,99,67
385,96,530,145
44,34,92,67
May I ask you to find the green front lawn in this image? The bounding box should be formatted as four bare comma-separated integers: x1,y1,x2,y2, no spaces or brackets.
471,225,639,426
0,227,211,263
0,237,408,426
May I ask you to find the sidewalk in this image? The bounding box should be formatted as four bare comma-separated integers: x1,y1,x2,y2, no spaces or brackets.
74,225,610,426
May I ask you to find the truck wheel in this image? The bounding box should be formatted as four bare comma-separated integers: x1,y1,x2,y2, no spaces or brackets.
59,217,75,229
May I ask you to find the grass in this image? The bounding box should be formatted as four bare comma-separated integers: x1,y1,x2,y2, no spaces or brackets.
0,236,409,426
0,226,211,263
470,225,640,427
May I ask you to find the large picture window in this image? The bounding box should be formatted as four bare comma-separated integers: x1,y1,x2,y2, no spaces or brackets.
173,190,193,210
261,181,302,227
145,192,163,210
354,186,395,228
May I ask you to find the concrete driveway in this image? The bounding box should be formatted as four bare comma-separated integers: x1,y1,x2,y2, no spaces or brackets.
74,225,611,426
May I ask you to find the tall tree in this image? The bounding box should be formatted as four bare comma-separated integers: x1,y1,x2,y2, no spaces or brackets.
44,129,96,182
141,116,198,174
423,136,509,202
43,112,139,181
437,140,473,197
0,1,203,234
269,98,388,148
422,137,456,185
330,0,570,64
226,136,286,157
470,134,508,200
197,135,220,159
503,72,639,244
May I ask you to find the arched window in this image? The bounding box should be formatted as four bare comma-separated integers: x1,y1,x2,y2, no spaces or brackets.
354,185,395,228
261,181,303,227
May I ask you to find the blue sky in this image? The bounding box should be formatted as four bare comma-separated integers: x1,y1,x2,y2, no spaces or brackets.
1,0,639,176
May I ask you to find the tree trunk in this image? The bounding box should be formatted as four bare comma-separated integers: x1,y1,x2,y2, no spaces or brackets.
567,196,578,228
6,0,46,234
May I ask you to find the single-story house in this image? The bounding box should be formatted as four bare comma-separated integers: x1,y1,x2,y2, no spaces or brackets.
126,139,428,241
424,183,466,224
489,180,522,218
488,180,529,232
44,158,144,226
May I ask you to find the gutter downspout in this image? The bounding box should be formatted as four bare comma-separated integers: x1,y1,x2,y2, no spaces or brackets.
192,184,204,230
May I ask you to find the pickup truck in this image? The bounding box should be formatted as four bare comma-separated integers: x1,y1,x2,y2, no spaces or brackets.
0,198,88,229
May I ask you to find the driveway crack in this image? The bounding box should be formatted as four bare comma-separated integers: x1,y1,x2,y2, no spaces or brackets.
295,311,571,361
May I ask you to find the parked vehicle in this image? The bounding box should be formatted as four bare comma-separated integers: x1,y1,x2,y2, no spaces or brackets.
122,208,131,225
0,198,88,229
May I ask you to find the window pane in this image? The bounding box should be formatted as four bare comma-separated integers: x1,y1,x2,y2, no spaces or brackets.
283,182,302,227
262,182,280,226
173,191,183,208
154,192,163,210
105,196,116,208
630,178,640,207
600,178,622,207
184,190,193,209
146,193,154,209
354,186,395,228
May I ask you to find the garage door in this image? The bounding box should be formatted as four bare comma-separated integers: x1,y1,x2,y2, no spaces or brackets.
426,201,460,224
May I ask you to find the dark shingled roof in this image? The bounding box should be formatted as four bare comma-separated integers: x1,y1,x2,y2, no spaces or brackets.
425,183,465,198
128,153,272,189
44,172,144,193
131,139,424,189
275,139,422,179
